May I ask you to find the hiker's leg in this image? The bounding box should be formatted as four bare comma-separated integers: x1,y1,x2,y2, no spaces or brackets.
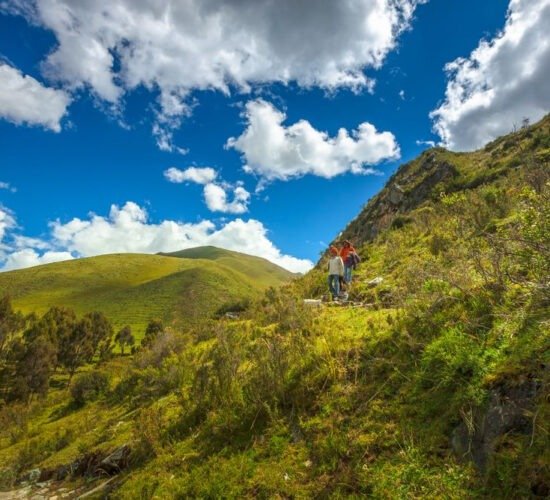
344,266,352,284
328,275,335,298
334,276,340,298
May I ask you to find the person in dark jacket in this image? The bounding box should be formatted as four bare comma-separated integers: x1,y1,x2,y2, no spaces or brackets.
340,240,360,284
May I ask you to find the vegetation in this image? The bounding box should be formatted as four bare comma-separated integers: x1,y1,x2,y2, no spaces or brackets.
0,116,548,498
0,248,294,339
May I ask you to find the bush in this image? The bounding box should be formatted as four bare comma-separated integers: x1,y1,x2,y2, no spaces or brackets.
70,370,110,405
417,327,488,409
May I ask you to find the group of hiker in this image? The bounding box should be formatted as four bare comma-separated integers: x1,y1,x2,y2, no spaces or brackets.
327,240,360,301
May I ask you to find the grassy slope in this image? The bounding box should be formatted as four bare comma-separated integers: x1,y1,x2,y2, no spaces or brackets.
0,249,293,337
160,246,294,286
0,119,548,498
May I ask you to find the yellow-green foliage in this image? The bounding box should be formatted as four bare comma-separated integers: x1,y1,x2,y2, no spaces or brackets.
0,249,293,338
0,119,548,498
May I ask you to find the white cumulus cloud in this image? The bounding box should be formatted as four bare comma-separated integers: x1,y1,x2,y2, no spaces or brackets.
164,167,251,214
164,167,218,185
0,206,16,242
415,139,436,148
204,183,251,214
3,0,424,144
0,205,73,270
227,99,400,182
0,63,71,132
431,0,550,151
2,249,74,271
49,201,311,273
0,201,311,273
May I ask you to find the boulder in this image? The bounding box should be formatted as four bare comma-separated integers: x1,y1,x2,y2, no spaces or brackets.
96,445,131,475
452,376,539,471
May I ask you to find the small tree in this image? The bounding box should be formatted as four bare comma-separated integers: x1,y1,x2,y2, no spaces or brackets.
115,325,135,355
142,319,164,349
27,306,77,345
58,317,94,381
11,336,57,403
0,295,24,361
84,311,114,361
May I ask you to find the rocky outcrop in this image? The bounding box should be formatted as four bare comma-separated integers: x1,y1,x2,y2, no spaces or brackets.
451,377,540,471
338,151,458,246
18,444,131,486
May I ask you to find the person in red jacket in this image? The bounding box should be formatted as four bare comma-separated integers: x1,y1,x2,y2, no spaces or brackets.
340,240,360,284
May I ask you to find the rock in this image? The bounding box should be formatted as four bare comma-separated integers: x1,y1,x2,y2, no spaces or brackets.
303,299,323,307
28,469,41,483
0,486,32,499
96,445,131,475
367,277,384,286
54,465,70,481
388,184,404,205
452,377,539,471
339,154,458,245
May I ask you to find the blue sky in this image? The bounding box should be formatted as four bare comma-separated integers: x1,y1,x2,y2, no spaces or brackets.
0,0,548,272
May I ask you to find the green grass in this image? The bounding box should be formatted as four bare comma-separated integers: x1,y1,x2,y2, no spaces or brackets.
0,117,548,498
0,248,293,338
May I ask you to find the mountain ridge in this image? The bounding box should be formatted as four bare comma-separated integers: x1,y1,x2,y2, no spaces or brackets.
333,113,550,250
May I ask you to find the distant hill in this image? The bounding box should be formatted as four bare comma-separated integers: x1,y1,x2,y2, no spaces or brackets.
159,246,294,285
0,247,294,337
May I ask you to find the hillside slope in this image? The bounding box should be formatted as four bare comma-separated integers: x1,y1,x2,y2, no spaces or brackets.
337,113,550,248
0,248,293,336
0,118,548,498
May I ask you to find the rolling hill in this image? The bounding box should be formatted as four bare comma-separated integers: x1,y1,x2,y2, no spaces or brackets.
0,247,294,336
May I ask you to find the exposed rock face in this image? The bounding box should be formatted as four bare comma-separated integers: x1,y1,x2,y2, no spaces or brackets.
18,444,131,486
451,377,540,471
338,151,458,247
97,445,131,475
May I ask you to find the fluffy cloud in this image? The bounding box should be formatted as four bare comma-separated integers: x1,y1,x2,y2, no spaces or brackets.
415,139,436,148
0,63,71,132
4,0,424,142
49,202,311,273
0,201,311,273
0,205,73,270
0,206,16,242
227,99,400,182
164,167,251,214
164,167,218,185
431,0,550,151
2,249,74,271
204,184,251,214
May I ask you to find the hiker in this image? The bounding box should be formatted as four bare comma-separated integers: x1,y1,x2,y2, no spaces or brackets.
327,246,344,300
340,240,360,284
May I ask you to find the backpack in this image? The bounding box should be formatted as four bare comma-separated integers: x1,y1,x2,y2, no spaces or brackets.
346,252,361,268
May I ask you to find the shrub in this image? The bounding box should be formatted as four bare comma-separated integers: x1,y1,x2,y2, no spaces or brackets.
70,370,110,405
417,327,488,409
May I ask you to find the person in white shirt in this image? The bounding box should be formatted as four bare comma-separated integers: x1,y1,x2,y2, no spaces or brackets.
327,246,344,300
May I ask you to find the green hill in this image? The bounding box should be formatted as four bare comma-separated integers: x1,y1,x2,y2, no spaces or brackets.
0,117,548,498
159,246,294,286
0,248,293,337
